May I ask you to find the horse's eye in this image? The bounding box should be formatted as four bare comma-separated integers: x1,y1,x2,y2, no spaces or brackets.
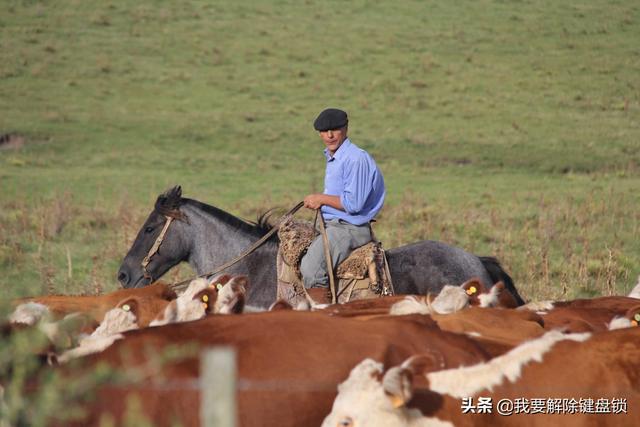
144,226,154,233
338,417,353,427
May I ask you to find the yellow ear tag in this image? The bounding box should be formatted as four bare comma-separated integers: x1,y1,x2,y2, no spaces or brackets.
632,320,638,327
389,394,405,409
122,304,131,312
216,283,223,291
202,294,209,303
466,286,477,296
634,313,640,322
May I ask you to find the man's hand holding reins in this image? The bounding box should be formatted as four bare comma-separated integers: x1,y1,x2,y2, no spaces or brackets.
304,194,343,211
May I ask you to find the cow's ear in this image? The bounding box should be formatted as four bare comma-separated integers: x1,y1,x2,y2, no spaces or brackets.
208,274,233,287
492,281,519,309
383,352,443,408
461,277,486,302
194,288,217,315
117,298,140,320
382,366,413,408
156,282,178,301
153,300,178,325
625,305,640,326
401,352,446,381
231,275,250,292
215,279,247,314
229,277,248,314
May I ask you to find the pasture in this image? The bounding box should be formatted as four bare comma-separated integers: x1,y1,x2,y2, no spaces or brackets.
1,0,639,301
1,0,640,424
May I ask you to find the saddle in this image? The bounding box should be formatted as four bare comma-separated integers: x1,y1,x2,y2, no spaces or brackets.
276,218,394,306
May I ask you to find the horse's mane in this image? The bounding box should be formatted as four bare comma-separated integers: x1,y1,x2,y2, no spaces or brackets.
154,186,277,239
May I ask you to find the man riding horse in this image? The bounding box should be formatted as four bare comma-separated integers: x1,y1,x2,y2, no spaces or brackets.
117,109,525,307
300,108,386,291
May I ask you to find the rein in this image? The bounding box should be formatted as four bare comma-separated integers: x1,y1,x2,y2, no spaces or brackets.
166,201,305,292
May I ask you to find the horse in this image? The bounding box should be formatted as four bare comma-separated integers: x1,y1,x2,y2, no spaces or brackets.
117,186,525,308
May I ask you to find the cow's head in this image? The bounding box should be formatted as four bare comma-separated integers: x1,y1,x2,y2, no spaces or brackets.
213,275,249,314
321,355,448,427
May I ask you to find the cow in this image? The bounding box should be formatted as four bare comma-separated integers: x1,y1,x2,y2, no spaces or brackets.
10,281,177,326
428,307,546,357
56,310,492,427
323,327,640,426
55,276,248,363
520,296,640,333
320,279,518,320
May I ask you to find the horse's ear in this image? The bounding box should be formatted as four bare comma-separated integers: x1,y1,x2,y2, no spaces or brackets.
167,186,182,209
156,186,184,215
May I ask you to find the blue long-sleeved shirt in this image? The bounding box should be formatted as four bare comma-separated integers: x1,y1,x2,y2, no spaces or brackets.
321,138,385,225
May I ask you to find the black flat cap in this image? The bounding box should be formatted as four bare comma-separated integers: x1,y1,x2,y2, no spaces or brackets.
313,108,348,131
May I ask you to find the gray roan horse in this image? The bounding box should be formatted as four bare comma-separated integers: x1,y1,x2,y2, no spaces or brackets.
117,186,525,308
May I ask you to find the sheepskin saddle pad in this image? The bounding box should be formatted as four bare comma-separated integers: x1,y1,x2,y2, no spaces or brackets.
277,218,375,279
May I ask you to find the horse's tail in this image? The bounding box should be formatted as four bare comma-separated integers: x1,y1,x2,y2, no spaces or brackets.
479,256,526,306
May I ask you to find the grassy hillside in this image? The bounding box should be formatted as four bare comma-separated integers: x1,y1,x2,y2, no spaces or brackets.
1,0,639,301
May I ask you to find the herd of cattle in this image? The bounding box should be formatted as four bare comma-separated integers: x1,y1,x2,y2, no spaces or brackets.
3,274,640,426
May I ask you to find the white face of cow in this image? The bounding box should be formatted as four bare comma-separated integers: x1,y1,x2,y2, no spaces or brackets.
322,359,452,427
214,276,248,314
321,359,407,427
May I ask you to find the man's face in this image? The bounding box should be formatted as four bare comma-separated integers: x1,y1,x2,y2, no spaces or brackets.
319,126,348,155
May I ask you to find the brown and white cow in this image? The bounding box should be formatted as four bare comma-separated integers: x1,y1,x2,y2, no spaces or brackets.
55,276,249,363
58,310,492,427
324,327,640,427
428,307,546,357
10,281,177,326
320,279,517,320
521,296,640,333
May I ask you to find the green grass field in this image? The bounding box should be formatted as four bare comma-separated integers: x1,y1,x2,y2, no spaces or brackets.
1,1,640,424
2,0,640,302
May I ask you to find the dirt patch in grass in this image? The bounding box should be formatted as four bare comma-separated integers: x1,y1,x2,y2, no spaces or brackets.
0,133,26,150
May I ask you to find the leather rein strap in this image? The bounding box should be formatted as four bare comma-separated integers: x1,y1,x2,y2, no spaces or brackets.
315,210,337,304
168,201,304,292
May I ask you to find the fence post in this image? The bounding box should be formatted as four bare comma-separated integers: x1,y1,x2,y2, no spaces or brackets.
200,346,237,427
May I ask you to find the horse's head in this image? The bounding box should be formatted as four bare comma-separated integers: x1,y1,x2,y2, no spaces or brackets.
117,186,191,288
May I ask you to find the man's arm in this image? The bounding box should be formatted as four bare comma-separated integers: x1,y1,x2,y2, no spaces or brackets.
303,194,343,211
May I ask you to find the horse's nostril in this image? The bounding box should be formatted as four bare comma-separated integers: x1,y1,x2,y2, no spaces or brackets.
118,270,129,285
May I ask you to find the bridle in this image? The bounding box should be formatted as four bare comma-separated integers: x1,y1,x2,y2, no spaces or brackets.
141,215,174,282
